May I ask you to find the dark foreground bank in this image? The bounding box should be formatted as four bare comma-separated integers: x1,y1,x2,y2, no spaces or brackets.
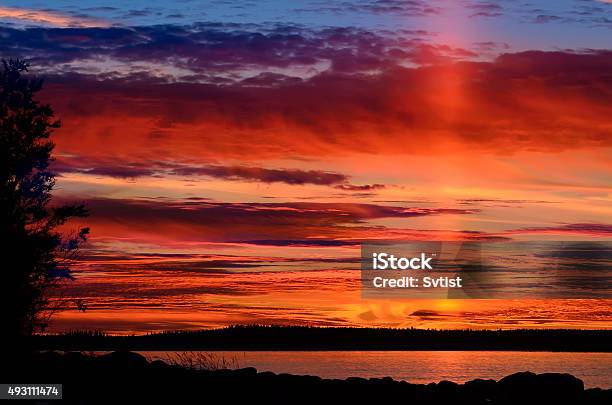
10,351,612,404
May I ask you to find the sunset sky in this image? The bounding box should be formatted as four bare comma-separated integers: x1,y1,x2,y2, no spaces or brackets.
2,0,611,334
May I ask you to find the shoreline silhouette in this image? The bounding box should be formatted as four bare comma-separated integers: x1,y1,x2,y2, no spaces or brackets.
34,325,612,352
10,351,611,404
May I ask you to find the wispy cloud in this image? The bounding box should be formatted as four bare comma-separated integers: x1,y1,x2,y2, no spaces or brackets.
0,24,471,79
508,223,612,237
67,197,478,246
54,157,385,191
0,6,110,28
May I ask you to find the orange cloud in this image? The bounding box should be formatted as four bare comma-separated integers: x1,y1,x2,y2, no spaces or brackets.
0,6,109,27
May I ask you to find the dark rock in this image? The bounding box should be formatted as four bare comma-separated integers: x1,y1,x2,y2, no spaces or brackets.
36,350,63,364
537,372,583,398
438,380,459,389
498,371,584,404
346,377,368,384
584,388,612,404
464,378,497,397
258,371,276,378
149,359,169,369
63,351,88,362
436,380,460,401
231,366,257,377
96,350,149,370
17,351,604,404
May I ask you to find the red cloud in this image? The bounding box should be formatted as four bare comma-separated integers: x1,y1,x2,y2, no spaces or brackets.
41,50,612,164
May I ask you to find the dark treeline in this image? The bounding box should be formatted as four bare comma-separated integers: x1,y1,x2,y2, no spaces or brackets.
34,325,612,352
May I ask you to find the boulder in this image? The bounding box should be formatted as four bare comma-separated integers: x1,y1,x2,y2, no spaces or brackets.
498,371,584,404
96,351,149,371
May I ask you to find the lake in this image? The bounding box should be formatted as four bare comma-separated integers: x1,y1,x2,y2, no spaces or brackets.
139,351,612,388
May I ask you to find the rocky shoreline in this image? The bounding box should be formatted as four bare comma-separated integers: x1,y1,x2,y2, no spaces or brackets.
11,351,612,404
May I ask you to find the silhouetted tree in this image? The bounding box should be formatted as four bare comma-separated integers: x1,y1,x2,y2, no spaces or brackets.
0,59,89,345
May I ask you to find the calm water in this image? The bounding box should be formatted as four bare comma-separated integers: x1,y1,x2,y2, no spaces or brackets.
140,351,612,388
